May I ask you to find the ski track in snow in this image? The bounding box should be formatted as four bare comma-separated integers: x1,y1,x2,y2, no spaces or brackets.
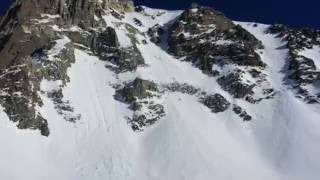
0,7,319,180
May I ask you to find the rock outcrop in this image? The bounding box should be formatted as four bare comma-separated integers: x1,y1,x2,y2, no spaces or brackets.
0,0,134,67
267,24,320,103
115,78,165,131
167,5,264,76
217,73,254,98
0,0,135,136
200,94,230,113
160,5,268,103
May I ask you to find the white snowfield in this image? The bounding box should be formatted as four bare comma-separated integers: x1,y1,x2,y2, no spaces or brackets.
0,7,320,180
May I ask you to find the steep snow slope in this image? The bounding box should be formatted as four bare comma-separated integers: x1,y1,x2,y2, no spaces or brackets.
238,22,320,179
0,6,320,180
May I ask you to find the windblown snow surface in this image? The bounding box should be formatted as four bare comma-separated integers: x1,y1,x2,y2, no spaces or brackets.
0,7,320,180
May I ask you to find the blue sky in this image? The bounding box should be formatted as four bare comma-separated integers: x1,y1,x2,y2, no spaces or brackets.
1,0,319,28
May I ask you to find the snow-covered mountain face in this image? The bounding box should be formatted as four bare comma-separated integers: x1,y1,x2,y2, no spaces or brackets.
0,0,320,179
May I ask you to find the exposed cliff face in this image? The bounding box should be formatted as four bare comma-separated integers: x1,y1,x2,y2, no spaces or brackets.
0,0,135,136
1,0,134,25
164,6,271,104
168,6,264,70
0,0,134,67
